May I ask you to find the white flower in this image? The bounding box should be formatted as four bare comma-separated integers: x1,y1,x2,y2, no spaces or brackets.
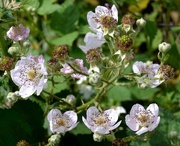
7,24,30,41
10,55,48,98
87,5,118,35
82,106,121,134
79,84,95,100
79,32,105,54
47,109,78,134
132,61,164,88
125,103,160,135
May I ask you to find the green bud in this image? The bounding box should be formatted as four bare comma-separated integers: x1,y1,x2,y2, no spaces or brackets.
8,46,20,55
93,133,104,142
23,40,31,48
169,131,178,139
89,72,100,85
66,94,76,105
136,18,146,27
158,42,171,53
48,134,61,145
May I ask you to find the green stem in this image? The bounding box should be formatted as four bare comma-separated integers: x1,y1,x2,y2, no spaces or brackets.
0,27,7,56
67,63,89,76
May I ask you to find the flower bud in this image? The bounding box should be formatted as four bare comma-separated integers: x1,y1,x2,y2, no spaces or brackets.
169,131,178,139
4,91,19,108
48,134,61,145
93,133,104,142
8,46,20,55
23,40,31,48
158,42,171,53
66,94,76,105
89,72,100,85
136,18,146,27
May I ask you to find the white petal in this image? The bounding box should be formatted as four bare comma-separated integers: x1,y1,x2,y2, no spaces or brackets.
93,126,109,134
130,104,144,117
125,115,139,131
132,61,145,75
95,6,110,17
47,109,62,122
19,85,36,98
148,116,160,131
146,103,159,117
136,127,149,135
111,5,118,21
87,11,100,33
108,120,121,131
64,111,78,126
104,109,119,126
86,106,99,122
82,116,91,130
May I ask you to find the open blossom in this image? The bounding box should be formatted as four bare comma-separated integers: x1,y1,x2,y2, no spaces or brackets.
60,59,88,79
10,55,48,98
79,32,105,54
47,109,78,134
7,24,30,41
82,106,121,135
87,5,118,35
125,103,160,135
132,61,164,88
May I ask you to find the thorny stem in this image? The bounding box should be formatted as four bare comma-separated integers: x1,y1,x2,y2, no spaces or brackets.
0,27,8,56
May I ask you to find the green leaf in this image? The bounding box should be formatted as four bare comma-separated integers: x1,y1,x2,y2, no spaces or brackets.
51,31,79,46
70,122,91,135
152,30,163,50
50,1,79,34
107,86,131,102
129,86,160,100
44,76,69,95
145,20,157,44
37,0,60,15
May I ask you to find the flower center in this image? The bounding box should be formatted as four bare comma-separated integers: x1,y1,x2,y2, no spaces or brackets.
27,70,36,80
95,117,106,124
57,119,66,126
135,110,155,127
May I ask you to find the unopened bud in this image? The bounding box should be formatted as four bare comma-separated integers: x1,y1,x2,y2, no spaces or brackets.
136,18,146,27
8,46,20,55
66,94,76,105
93,133,104,142
158,42,171,53
169,131,178,139
48,134,61,145
23,40,31,48
89,72,100,85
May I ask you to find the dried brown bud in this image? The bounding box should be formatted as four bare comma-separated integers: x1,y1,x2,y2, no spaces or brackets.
47,58,59,69
159,65,174,80
116,35,133,52
52,45,68,60
16,140,30,146
86,48,101,63
121,14,135,25
0,56,14,71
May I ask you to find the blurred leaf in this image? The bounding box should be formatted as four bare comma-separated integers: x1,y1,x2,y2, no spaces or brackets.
128,0,150,13
145,20,158,44
107,86,131,102
50,0,79,35
37,0,60,15
51,31,79,46
70,122,91,135
129,86,160,100
152,30,163,50
44,76,69,95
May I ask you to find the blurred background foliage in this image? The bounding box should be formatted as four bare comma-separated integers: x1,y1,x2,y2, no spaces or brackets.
0,0,180,145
